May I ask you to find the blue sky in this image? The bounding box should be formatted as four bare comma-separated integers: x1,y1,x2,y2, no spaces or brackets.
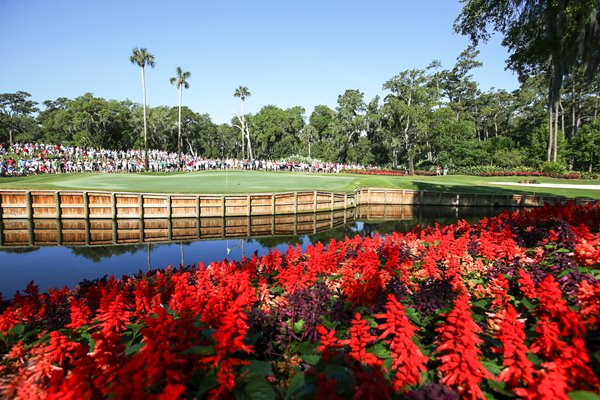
0,0,519,124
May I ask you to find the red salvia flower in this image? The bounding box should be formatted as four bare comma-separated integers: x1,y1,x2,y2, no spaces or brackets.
495,304,535,387
435,293,494,400
375,294,428,392
513,363,570,400
577,280,600,330
348,313,381,367
65,298,92,329
96,292,133,335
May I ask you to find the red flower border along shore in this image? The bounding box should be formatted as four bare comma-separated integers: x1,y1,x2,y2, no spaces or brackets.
1,203,600,399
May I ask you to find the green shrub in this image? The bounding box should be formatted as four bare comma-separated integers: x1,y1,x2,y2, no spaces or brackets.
540,161,567,175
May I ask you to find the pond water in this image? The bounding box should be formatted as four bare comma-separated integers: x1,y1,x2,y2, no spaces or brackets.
0,206,513,297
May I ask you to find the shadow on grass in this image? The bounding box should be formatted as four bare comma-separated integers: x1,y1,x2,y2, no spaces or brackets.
412,180,578,200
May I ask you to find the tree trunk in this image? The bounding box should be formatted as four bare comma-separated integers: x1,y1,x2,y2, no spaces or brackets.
547,103,553,162
553,99,559,162
241,99,245,159
246,124,253,160
8,128,13,146
571,81,577,137
141,67,149,171
178,85,183,168
408,157,415,176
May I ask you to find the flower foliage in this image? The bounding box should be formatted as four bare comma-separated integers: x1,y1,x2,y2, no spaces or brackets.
1,202,599,399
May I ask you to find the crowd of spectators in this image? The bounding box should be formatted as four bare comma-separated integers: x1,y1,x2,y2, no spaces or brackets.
0,143,365,176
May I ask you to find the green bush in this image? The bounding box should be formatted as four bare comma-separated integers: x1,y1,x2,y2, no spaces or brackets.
540,161,567,175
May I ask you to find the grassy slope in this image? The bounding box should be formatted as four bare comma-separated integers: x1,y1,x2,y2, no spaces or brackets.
0,171,598,199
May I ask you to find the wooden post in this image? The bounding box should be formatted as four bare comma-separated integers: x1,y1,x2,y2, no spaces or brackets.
402,189,406,205
367,188,371,206
112,218,117,244
247,194,251,216
0,191,3,219
140,218,145,243
330,192,334,211
55,192,61,219
196,217,202,239
294,192,298,214
85,218,90,245
83,192,89,219
56,217,63,246
0,217,4,246
344,193,348,209
272,214,275,236
313,191,317,212
438,192,442,205
271,194,275,215
196,195,200,219
111,193,117,219
167,216,172,241
28,215,34,246
384,189,387,206
26,191,33,220
166,195,172,219
139,194,144,219
294,213,297,235
456,193,460,207
419,190,424,206
222,195,226,217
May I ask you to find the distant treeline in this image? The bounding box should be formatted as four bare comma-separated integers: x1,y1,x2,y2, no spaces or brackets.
1,48,599,173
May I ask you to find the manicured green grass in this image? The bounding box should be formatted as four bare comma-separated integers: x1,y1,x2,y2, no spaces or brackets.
0,171,598,199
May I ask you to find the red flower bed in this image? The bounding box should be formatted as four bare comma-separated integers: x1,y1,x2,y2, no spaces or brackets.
344,169,436,176
1,203,600,399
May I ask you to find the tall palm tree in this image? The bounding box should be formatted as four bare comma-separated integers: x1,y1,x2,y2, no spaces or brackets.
129,47,155,171
170,67,191,167
234,86,251,159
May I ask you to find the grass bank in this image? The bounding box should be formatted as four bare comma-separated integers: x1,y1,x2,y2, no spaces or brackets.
0,171,598,199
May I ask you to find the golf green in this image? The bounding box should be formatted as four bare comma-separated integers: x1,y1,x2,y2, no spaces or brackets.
0,171,598,199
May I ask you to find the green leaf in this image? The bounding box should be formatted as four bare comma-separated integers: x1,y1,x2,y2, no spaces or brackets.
298,342,316,355
285,372,316,400
555,248,571,253
526,352,543,366
240,377,276,400
485,378,512,396
293,319,305,334
320,316,339,330
481,359,503,375
245,360,273,379
125,342,145,356
184,345,215,356
194,371,219,398
473,299,489,308
369,343,390,359
405,307,422,326
568,391,600,400
521,298,536,312
11,324,25,336
302,353,321,366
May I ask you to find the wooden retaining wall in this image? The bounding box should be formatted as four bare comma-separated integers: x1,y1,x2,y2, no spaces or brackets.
0,190,356,219
0,188,592,222
354,188,593,208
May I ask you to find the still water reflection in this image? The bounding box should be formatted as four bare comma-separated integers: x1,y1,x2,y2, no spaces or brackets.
0,206,512,297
